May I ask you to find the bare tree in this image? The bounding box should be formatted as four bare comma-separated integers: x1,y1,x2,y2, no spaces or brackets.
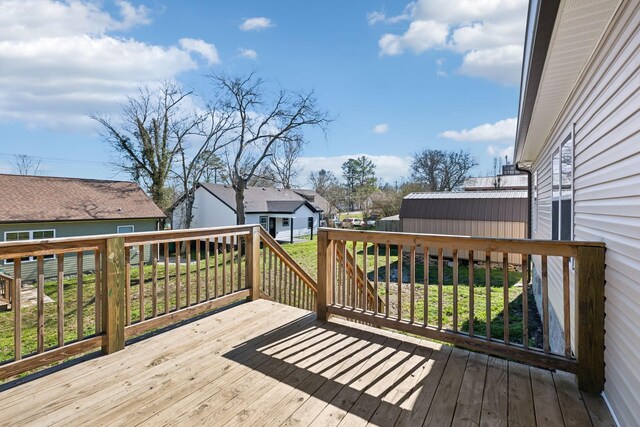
308,169,342,215
270,136,305,188
411,149,478,191
91,81,197,211
13,154,42,175
210,72,331,225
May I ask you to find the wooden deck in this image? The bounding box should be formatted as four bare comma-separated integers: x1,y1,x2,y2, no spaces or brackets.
0,300,613,426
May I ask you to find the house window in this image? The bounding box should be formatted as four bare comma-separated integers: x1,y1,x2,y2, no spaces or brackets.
307,217,313,229
552,135,573,240
4,229,55,264
259,216,268,230
117,225,135,234
282,218,290,227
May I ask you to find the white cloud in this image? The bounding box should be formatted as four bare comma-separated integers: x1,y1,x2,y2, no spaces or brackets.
374,0,527,84
367,4,415,25
179,38,220,65
0,0,219,129
238,48,258,59
299,154,412,185
440,117,517,142
373,123,389,134
487,144,514,161
239,17,274,31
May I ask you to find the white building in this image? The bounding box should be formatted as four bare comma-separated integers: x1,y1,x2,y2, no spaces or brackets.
515,0,640,424
173,183,322,242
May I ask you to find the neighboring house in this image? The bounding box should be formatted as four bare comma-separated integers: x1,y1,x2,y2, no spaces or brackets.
400,191,527,263
463,163,529,192
292,189,334,220
0,174,165,281
173,183,322,242
515,0,639,424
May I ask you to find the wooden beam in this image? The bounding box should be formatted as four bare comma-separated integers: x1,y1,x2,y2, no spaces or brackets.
246,226,261,301
102,237,125,354
575,245,605,393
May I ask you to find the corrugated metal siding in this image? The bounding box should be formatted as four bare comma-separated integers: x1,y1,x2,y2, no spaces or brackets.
400,193,528,222
530,1,640,424
402,218,525,264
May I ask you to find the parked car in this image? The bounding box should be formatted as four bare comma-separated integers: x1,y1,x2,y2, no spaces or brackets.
340,218,354,228
352,218,363,227
366,219,376,226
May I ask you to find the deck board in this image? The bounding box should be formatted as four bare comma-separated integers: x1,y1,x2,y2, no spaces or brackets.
0,300,611,426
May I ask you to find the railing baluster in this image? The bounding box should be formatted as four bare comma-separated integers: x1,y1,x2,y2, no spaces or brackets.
261,240,266,292
341,242,346,307
151,244,158,318
37,256,45,353
410,245,416,323
185,240,191,307
563,256,571,358
292,267,297,307
424,246,429,327
268,246,272,297
205,238,210,301
485,252,491,340
542,255,549,353
469,250,474,337
437,248,443,330
453,249,458,333
196,239,201,304
222,237,227,296
398,244,403,321
175,243,181,310
164,242,169,314
385,244,390,318
362,242,367,312
522,253,528,349
125,246,131,325
503,252,509,345
237,237,242,292
77,252,83,339
57,254,64,346
139,244,145,321
94,249,102,334
351,241,357,309
14,259,22,361
373,243,378,314
214,237,219,298
229,239,234,294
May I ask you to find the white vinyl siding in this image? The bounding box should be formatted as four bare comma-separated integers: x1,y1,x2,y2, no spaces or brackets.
529,2,640,424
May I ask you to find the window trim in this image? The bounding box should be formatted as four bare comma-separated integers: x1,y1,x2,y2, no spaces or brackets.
551,133,573,241
282,218,290,227
4,229,56,264
259,216,268,230
117,225,135,234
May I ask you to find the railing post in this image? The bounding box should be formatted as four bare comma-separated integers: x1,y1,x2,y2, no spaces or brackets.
317,229,333,321
575,245,605,392
102,237,126,354
247,226,261,301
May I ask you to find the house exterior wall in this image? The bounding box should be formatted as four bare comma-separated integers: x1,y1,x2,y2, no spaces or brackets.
0,218,158,282
173,186,236,229
247,204,320,241
528,2,640,424
402,218,526,264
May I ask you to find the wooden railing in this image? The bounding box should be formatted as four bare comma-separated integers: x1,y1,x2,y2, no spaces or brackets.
0,225,317,381
316,228,606,393
259,229,317,311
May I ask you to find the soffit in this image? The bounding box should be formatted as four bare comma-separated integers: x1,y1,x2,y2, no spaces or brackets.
519,0,620,161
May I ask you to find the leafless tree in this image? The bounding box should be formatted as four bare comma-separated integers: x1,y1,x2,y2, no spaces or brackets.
13,154,42,175
411,149,478,191
91,81,197,211
308,169,342,215
210,72,331,225
269,136,305,188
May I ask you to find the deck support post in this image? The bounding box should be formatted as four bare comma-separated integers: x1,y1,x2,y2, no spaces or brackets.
103,236,125,354
575,245,605,392
317,229,333,321
247,225,261,301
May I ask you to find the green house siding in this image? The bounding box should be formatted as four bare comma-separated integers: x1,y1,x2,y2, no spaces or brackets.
0,219,159,282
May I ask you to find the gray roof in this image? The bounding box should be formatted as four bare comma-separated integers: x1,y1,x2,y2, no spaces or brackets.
199,183,321,214
293,189,331,212
401,191,528,222
463,175,528,191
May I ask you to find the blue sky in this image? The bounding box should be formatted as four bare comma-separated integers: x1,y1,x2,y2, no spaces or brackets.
0,0,528,185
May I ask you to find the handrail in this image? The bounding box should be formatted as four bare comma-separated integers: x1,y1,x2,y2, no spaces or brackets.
259,228,317,293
